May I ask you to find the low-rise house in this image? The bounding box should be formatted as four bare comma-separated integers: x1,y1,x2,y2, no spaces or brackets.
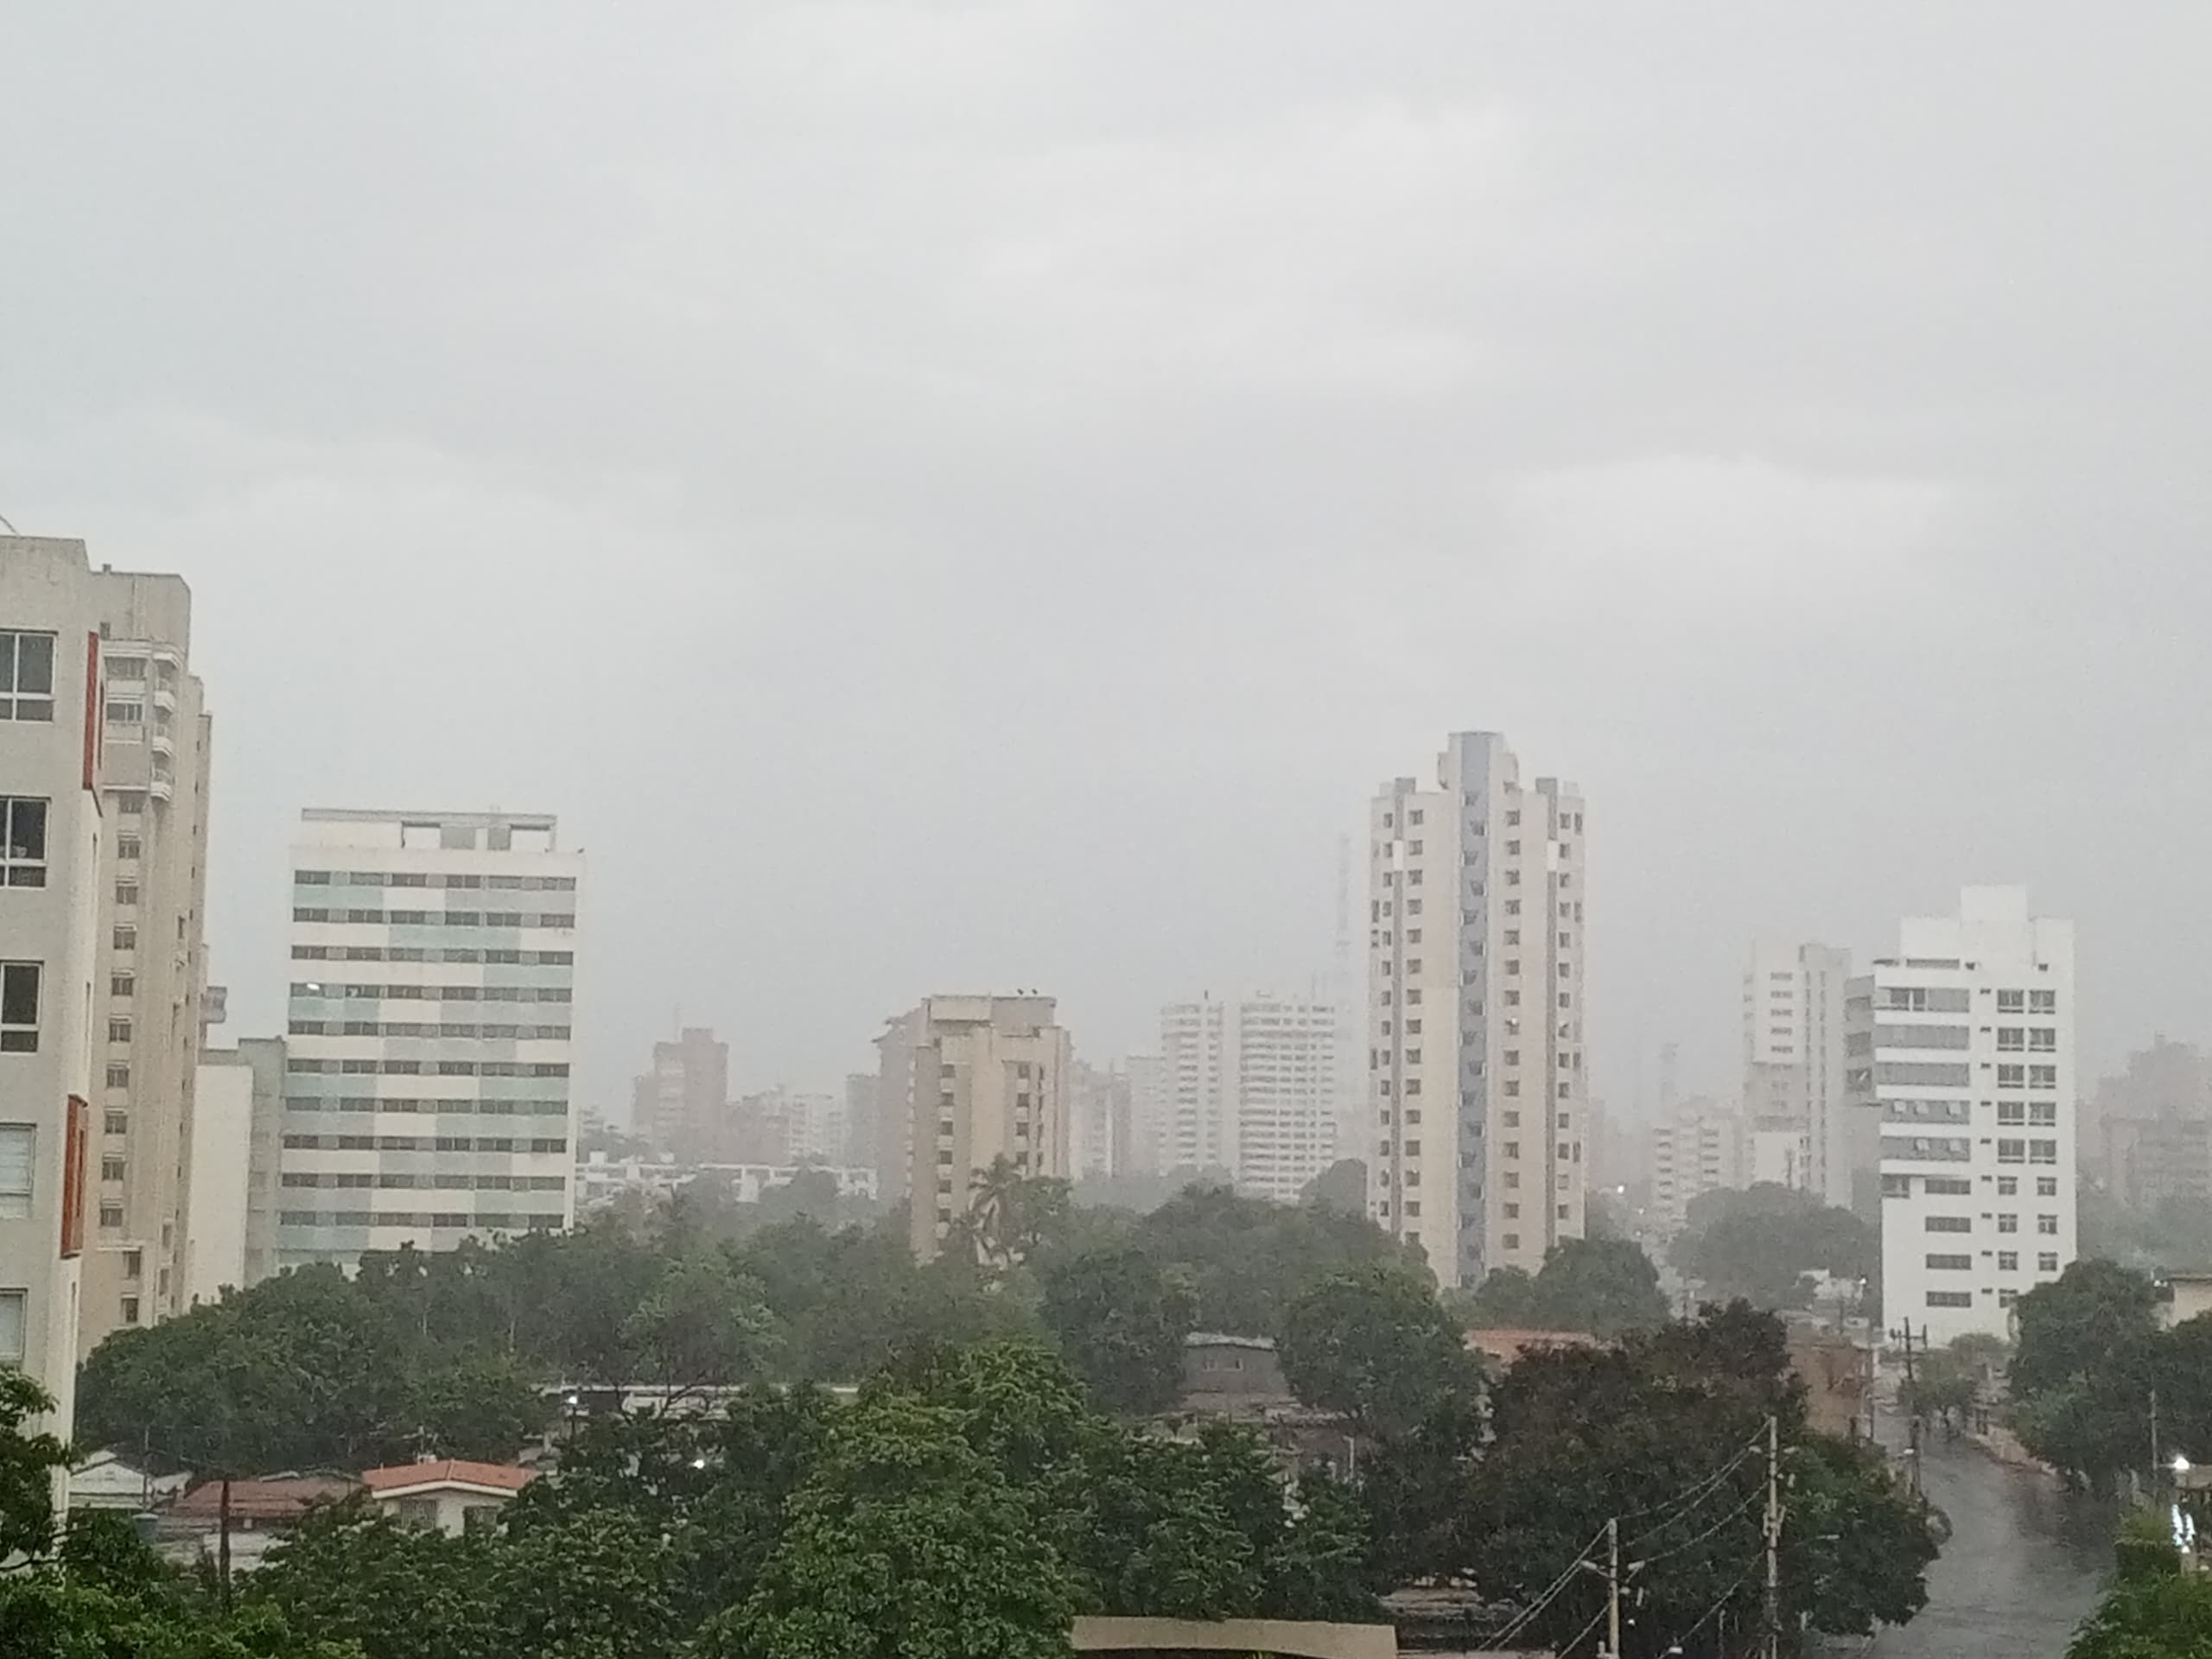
1179,1333,1292,1414
2160,1271,2212,1329
163,1475,359,1571
364,1459,535,1535
68,1450,188,1511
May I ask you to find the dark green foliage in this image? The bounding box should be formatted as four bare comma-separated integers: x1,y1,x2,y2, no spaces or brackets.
1299,1159,1368,1212
1135,1182,1424,1337
1278,1262,1484,1434
1039,1243,1197,1414
2067,1567,2212,1659
1461,1236,1669,1338
1670,1182,1875,1309
1459,1304,1936,1653
2113,1508,2183,1585
2006,1259,2164,1493
0,1369,69,1561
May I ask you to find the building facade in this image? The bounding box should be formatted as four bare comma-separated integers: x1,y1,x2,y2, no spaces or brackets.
1648,1096,1747,1236
1368,730,1587,1287
1848,887,2077,1344
876,995,1071,1259
185,1052,253,1304
276,810,582,1272
1742,940,1853,1208
2086,1039,2212,1217
0,537,106,1459
79,570,211,1356
1160,995,1338,1204
631,1028,729,1160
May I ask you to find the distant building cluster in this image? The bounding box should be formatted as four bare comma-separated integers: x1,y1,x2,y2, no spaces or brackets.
0,534,2128,1500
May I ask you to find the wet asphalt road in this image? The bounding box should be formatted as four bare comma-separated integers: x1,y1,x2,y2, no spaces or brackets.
1859,1418,2116,1657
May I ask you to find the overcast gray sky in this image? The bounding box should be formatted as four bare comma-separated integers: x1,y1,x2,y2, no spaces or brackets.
4,4,2209,1122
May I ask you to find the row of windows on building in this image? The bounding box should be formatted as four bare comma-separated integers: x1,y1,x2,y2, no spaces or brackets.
293,945,574,966
282,1133,567,1153
292,907,574,929
281,1173,570,1190
277,1211,564,1230
283,1096,571,1116
1880,987,2059,1014
289,982,572,1003
1927,1213,2063,1235
295,871,577,891
1885,1173,2063,1198
287,1021,573,1040
285,1058,570,1077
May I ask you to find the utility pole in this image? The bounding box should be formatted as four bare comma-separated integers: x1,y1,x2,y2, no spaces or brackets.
2152,1387,2162,1501
1762,1414,1783,1659
1606,1515,1622,1659
1890,1320,1923,1497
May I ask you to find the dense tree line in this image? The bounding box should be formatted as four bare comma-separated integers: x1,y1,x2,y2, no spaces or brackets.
2005,1258,2212,1495
78,1167,1424,1470
52,1168,1946,1656
1457,1235,1673,1337
1669,1183,1877,1312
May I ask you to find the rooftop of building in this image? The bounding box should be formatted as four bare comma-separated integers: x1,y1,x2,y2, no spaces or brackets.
171,1475,359,1522
302,808,557,831
361,1459,535,1497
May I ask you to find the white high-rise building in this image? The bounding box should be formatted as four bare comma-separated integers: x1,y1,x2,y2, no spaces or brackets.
1368,731,1587,1288
276,810,582,1272
1649,1096,1747,1235
1848,887,2076,1344
1160,994,1338,1204
1123,1052,1166,1174
1742,941,1853,1208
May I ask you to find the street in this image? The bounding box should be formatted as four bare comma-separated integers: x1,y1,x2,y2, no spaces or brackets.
1860,1417,2116,1656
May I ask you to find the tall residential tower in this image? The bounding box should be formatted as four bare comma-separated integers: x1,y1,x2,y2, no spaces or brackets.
1741,940,1853,1207
1160,993,1338,1204
276,810,582,1272
1368,731,1587,1288
876,995,1071,1260
1847,887,2076,1344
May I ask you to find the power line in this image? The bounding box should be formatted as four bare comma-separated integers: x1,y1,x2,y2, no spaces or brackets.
1634,1490,1763,1567
1474,1523,1610,1650
1472,1429,1769,1652
1556,1599,1610,1656
1616,1426,1766,1523
1622,1438,1763,1548
1665,1554,1764,1655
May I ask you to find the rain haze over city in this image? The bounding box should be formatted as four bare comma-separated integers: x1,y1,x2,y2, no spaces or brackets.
2,7,2209,1656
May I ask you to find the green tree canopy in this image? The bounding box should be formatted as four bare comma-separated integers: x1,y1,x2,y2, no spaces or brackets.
0,1370,69,1562
1461,1237,1668,1338
1039,1243,1198,1414
1277,1262,1482,1434
1670,1184,1875,1310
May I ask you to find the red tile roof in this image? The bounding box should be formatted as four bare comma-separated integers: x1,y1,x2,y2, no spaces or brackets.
171,1476,359,1522
1465,1326,1604,1366
361,1459,535,1496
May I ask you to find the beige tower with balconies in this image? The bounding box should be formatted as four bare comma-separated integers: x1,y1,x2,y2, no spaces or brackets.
1367,732,1587,1289
878,995,1071,1260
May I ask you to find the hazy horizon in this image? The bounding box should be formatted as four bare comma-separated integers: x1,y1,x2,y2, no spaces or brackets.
5,4,2209,1124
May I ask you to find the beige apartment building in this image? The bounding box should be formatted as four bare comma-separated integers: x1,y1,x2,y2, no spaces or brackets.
1368,731,1587,1289
80,571,211,1355
875,995,1071,1259
0,537,213,1381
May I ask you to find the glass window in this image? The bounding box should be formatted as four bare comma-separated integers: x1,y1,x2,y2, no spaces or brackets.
0,798,47,887
0,1290,23,1363
0,1126,31,1219
0,963,39,1052
0,632,56,721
